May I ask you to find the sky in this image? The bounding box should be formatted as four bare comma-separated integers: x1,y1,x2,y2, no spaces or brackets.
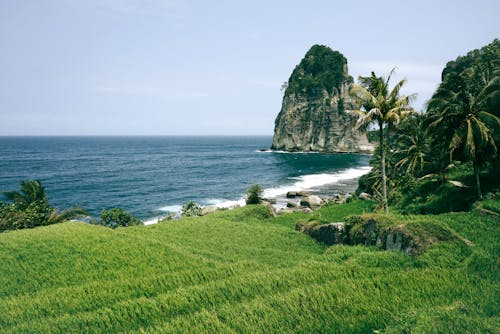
0,0,499,135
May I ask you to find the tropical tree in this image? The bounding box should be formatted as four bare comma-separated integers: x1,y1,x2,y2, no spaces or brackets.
4,180,47,210
349,70,416,212
394,114,431,177
426,67,500,199
1,180,88,231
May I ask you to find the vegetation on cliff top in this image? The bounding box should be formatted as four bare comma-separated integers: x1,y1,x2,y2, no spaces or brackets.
357,39,500,213
286,44,352,97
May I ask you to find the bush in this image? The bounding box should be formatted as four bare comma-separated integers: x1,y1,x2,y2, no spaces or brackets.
1,180,87,232
181,201,201,217
100,208,142,228
245,184,263,205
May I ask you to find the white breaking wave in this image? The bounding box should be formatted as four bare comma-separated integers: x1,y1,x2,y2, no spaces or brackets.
158,204,183,213
263,166,371,198
143,217,161,225
256,149,319,154
203,198,246,209
147,166,371,225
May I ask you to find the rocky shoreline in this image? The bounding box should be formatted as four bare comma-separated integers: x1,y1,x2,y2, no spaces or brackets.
198,176,364,218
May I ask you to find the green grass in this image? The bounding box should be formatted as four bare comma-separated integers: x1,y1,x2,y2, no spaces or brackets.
0,200,498,333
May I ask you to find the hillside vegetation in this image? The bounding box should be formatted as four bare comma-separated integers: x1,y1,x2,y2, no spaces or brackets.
0,200,498,333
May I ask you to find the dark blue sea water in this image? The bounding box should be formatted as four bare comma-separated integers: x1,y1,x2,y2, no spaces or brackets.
0,136,370,222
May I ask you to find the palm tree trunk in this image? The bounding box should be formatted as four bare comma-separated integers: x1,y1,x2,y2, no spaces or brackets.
473,155,483,200
380,124,389,213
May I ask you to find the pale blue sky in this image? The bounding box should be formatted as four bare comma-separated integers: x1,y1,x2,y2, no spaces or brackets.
0,0,498,135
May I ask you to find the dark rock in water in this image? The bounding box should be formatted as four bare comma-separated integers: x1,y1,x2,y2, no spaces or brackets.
259,148,269,152
271,44,374,154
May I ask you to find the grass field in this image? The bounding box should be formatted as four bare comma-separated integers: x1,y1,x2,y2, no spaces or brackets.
0,200,498,333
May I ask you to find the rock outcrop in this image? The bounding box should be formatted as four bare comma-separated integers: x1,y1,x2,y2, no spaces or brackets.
272,45,373,153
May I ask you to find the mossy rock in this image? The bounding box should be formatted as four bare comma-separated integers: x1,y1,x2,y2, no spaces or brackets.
297,220,345,246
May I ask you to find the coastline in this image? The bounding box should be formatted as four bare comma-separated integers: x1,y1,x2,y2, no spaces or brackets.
144,166,370,225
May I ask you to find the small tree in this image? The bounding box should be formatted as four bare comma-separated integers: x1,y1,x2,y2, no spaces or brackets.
100,208,142,228
181,201,201,217
1,180,87,231
246,184,263,205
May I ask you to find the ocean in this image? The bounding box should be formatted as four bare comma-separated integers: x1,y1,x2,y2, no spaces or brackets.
0,136,370,223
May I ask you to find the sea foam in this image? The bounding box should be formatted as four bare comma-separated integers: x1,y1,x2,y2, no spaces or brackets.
149,166,371,225
263,166,371,198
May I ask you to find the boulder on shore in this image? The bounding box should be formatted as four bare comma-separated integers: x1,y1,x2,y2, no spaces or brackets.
300,195,323,208
200,206,218,216
358,192,372,201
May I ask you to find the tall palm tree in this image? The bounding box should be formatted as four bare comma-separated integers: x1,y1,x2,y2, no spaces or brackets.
427,68,500,199
349,70,415,213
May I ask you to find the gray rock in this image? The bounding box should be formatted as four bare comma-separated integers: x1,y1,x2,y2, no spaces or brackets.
286,201,298,208
297,191,311,197
386,231,403,251
262,198,277,205
286,191,298,198
300,195,322,208
278,207,298,215
358,192,372,201
200,206,218,216
271,46,374,154
302,222,345,246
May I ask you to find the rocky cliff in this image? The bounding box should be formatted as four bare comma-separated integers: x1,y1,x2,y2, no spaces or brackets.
271,45,373,153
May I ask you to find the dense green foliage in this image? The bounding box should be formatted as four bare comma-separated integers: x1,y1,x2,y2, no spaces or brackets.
98,208,142,228
357,40,500,213
245,184,263,205
181,201,201,217
0,180,87,232
286,44,352,97
0,200,497,333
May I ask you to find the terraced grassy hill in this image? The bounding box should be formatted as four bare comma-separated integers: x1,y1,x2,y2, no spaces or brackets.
0,200,498,333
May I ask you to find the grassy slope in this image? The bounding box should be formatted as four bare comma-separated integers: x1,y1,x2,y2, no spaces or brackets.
0,200,498,333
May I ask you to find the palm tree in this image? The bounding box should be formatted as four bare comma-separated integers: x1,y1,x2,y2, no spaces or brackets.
47,207,89,224
4,180,47,210
349,70,416,213
427,68,500,199
394,114,430,177
3,180,88,227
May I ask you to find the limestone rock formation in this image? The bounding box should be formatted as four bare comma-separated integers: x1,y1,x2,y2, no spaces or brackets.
272,45,373,153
